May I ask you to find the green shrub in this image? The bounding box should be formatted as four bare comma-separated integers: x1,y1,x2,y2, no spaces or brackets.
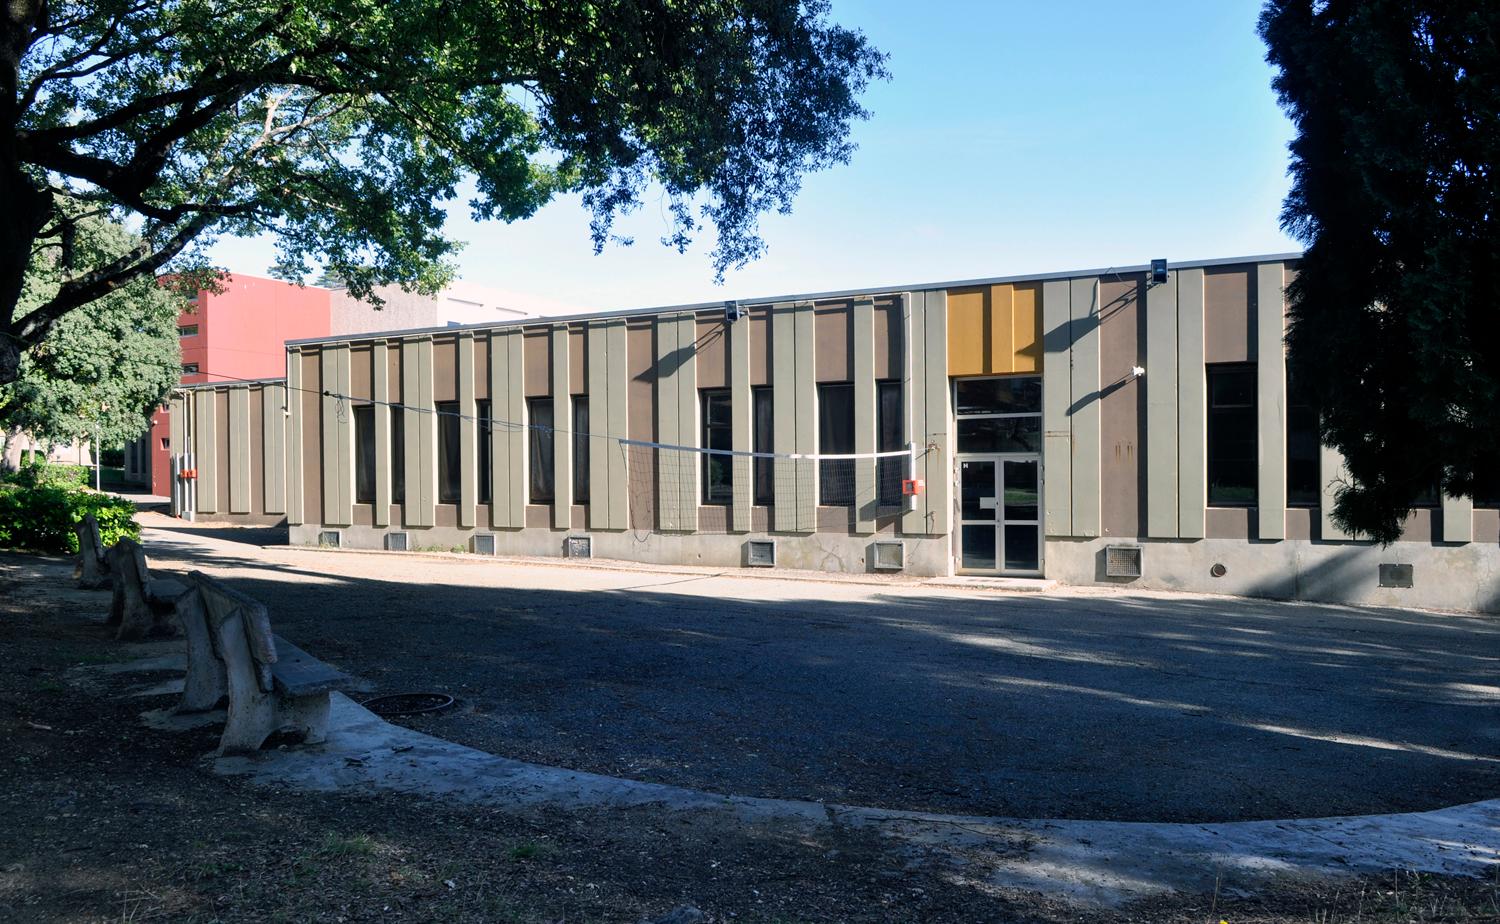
0,482,139,554
4,459,89,489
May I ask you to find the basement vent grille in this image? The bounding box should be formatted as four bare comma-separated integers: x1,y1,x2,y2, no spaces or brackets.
872,540,905,571
745,540,777,568
473,533,496,556
1104,545,1142,579
385,532,408,552
565,536,592,559
1378,563,1414,588
317,530,341,549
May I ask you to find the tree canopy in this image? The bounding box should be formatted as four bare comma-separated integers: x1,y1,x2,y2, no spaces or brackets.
1,0,887,383
2,214,182,450
1259,1,1500,543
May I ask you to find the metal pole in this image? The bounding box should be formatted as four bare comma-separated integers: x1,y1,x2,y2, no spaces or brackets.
93,418,100,490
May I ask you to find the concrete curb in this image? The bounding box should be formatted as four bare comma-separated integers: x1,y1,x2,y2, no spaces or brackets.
208,691,1500,907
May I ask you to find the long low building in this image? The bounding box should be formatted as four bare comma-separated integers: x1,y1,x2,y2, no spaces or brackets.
166,253,1500,611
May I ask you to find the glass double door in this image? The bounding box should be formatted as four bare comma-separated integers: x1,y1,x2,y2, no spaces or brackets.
957,455,1042,574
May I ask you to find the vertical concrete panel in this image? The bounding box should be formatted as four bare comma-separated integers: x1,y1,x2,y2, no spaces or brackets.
1145,272,1179,538
1012,283,1043,373
946,287,987,376
194,390,217,513
402,337,436,528
901,293,928,535
262,384,286,515
492,329,525,529
488,333,510,528
321,345,354,527
551,325,572,529
372,342,390,527
730,311,753,532
1256,262,1287,540
1069,278,1101,538
228,387,251,514
772,302,799,532
1443,493,1474,543
1098,276,1144,538
852,298,877,533
1177,268,1207,539
458,334,477,529
655,315,682,530
587,322,610,529
1320,444,1352,541
793,302,816,531
418,339,436,526
989,286,1014,372
285,351,304,525
676,314,699,531
1041,279,1072,537
605,320,630,529
922,290,951,537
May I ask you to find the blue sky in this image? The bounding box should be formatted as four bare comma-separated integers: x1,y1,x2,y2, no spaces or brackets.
208,1,1300,312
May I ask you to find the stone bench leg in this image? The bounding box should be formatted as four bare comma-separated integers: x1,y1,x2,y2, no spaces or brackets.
279,692,332,746
176,590,226,714
213,610,279,756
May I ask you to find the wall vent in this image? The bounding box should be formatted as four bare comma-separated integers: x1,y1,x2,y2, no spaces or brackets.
317,530,341,549
385,532,408,552
473,533,496,556
1104,544,1142,579
565,536,592,559
871,540,905,571
1379,563,1414,588
745,540,777,567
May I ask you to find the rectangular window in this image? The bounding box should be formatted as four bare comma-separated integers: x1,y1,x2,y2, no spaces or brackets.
701,389,732,505
181,363,199,375
528,397,554,503
753,386,773,506
178,324,199,338
477,400,492,505
436,400,460,503
1207,364,1257,506
391,407,405,504
877,381,903,506
573,397,589,504
353,404,376,504
1286,373,1320,506
818,383,855,505
953,375,1042,453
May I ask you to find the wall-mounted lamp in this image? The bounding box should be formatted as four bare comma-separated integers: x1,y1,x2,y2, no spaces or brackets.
724,299,745,322
1150,258,1169,285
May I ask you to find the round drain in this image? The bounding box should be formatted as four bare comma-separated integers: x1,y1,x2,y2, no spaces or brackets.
361,692,456,716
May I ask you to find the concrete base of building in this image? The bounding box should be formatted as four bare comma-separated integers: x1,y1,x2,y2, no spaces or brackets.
289,524,954,577
1045,536,1500,613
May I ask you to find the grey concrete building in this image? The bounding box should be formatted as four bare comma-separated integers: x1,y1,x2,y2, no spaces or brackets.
167,253,1500,612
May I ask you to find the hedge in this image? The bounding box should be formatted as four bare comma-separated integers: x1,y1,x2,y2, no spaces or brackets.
0,481,140,554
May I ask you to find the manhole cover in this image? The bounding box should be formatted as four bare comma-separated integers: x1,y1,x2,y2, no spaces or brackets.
361,692,456,716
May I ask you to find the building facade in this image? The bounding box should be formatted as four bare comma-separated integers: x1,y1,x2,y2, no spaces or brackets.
166,253,1500,612
127,275,590,494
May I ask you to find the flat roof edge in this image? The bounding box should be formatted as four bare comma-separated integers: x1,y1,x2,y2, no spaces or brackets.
284,251,1304,347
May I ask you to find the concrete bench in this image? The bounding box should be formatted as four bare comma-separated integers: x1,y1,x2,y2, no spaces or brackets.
73,514,110,590
175,571,350,756
106,538,187,641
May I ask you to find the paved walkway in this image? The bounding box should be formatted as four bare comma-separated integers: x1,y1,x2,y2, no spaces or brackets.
137,514,1500,828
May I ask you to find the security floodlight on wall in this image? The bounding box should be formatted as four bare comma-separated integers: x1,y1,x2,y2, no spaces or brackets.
1150,259,1169,285
725,299,745,322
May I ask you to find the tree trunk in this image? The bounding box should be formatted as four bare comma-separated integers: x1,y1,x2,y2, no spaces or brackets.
1,0,53,387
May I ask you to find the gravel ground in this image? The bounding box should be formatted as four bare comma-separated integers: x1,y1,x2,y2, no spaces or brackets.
142,515,1500,825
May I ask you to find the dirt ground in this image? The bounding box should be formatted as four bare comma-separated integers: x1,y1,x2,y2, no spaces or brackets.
4,551,1500,923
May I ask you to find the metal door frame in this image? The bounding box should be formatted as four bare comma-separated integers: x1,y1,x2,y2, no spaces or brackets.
954,451,1044,576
